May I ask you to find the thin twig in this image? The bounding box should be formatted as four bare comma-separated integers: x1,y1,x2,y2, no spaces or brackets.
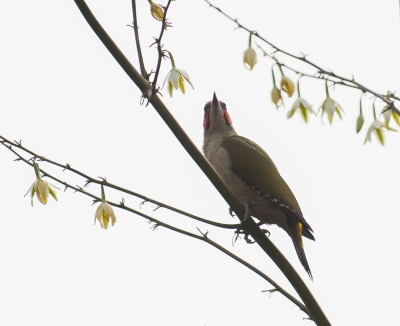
196,228,309,315
151,0,173,98
131,0,148,79
256,43,359,91
0,135,239,230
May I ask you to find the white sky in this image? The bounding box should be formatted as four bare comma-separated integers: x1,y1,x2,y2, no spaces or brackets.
0,0,399,325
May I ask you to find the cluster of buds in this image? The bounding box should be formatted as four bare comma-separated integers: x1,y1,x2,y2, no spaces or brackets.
270,65,302,119
25,162,116,229
238,30,398,145
272,65,296,105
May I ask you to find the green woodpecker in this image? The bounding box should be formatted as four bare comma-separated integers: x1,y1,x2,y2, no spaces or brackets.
203,93,315,278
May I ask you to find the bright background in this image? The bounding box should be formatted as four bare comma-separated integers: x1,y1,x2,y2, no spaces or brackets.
0,0,399,325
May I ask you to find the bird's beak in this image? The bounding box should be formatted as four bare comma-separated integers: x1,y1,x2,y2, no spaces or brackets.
211,92,220,116
212,92,219,107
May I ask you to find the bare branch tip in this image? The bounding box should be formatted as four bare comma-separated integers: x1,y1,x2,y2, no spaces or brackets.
139,200,147,209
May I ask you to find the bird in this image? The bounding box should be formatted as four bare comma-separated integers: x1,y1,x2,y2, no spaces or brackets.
202,93,315,278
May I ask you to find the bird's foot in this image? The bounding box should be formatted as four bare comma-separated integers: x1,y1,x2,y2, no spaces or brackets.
234,229,255,244
257,222,271,237
229,207,236,217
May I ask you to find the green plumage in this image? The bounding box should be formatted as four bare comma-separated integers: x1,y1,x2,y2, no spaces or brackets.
222,135,314,241
222,135,301,211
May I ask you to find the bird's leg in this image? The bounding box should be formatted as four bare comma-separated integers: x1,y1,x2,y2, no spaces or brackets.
229,204,251,221
234,205,270,244
242,204,252,222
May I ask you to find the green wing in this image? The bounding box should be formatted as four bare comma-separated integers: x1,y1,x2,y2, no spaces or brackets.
222,135,301,212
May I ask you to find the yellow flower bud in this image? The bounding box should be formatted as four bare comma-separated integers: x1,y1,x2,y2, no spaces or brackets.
95,202,117,230
149,0,164,21
25,163,58,206
94,185,117,230
243,47,257,70
356,114,364,133
271,86,283,108
280,76,295,97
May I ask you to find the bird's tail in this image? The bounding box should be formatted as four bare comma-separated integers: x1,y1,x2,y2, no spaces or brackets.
287,219,313,280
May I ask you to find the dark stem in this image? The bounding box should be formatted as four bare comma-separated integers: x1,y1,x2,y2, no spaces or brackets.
256,43,358,91
131,0,147,79
151,0,172,97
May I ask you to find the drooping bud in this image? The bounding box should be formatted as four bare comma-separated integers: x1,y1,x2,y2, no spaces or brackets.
271,86,282,108
287,79,313,123
243,47,257,70
364,103,397,146
94,185,117,230
318,81,344,124
25,162,58,206
356,115,364,133
270,68,282,108
243,32,257,70
280,76,295,97
356,98,364,133
288,98,313,123
163,51,194,97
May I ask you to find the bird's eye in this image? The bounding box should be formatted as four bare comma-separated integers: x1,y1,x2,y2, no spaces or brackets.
204,102,211,111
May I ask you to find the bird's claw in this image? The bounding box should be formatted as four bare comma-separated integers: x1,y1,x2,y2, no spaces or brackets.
244,233,255,244
234,229,256,244
260,228,270,237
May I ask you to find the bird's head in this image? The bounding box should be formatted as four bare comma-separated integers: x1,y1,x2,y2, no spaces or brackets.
203,93,235,135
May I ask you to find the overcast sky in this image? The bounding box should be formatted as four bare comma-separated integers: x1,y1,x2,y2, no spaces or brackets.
1,0,400,325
